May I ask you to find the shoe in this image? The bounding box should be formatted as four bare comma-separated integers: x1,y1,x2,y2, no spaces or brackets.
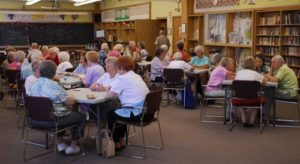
57,143,67,152
65,146,80,155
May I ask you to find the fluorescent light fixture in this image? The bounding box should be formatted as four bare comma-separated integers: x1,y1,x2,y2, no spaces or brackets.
74,0,102,7
25,0,41,6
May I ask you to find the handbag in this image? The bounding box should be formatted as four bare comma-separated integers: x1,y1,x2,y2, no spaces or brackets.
101,129,115,157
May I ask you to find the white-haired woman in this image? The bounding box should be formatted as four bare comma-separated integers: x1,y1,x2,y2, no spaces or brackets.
99,43,110,66
168,52,194,71
56,51,73,75
190,45,209,69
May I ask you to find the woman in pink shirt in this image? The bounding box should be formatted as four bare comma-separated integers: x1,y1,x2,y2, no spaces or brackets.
205,57,235,97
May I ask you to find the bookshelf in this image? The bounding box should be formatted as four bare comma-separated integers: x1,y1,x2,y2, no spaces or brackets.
96,20,160,56
187,15,204,52
255,8,300,77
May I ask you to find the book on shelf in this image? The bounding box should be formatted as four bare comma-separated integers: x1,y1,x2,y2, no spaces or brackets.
284,27,300,36
257,47,279,56
259,15,280,25
282,36,300,45
283,47,300,56
283,12,300,24
258,27,279,35
257,36,279,45
193,29,199,40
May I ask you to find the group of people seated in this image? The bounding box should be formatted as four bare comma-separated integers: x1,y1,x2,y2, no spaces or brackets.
1,37,298,156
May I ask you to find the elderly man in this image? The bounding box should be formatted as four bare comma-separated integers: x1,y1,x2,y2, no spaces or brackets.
21,49,43,79
124,41,141,62
154,30,170,49
264,55,298,120
190,45,209,69
45,47,60,65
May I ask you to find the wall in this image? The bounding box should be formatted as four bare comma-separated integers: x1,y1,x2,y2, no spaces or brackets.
100,0,181,52
0,1,95,11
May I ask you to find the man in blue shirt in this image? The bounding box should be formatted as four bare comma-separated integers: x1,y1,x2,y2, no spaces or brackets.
190,45,209,69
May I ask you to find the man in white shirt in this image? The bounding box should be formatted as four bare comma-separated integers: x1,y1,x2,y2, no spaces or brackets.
167,52,194,72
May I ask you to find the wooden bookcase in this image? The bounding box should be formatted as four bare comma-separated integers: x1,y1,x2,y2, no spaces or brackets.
96,19,161,56
254,7,300,77
187,14,204,53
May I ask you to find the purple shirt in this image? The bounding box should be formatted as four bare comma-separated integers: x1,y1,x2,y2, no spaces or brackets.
206,66,228,92
85,63,104,87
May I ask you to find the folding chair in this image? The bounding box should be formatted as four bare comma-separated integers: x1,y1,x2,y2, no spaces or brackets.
23,96,85,161
3,69,20,108
112,88,164,159
163,68,186,106
229,80,266,133
16,79,26,129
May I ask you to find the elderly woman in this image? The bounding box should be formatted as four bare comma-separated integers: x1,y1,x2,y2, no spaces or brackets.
255,54,269,74
190,45,209,69
106,56,149,149
70,50,88,76
150,47,169,82
24,61,41,93
8,50,26,70
168,52,194,72
205,57,235,97
99,43,110,66
56,51,73,75
21,49,43,80
28,60,86,155
235,56,265,128
81,51,104,87
7,51,16,70
112,44,124,55
138,41,148,61
41,46,49,58
45,47,60,65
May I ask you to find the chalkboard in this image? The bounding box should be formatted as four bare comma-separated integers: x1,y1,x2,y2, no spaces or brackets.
0,23,94,46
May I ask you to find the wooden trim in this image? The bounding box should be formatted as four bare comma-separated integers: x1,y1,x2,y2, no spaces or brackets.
100,2,150,12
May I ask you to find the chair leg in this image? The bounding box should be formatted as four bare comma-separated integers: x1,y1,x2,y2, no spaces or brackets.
157,119,164,150
77,126,86,157
273,101,276,127
23,128,29,161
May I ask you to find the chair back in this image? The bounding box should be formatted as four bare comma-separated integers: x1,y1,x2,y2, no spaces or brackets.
4,69,20,84
24,96,54,122
143,88,163,116
232,80,261,99
164,68,184,84
17,79,25,92
65,67,75,72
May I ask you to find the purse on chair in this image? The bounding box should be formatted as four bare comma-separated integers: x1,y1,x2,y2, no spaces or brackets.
101,129,115,157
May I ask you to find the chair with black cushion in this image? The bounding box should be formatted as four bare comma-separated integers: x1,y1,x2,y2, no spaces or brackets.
16,79,26,128
272,89,300,127
229,80,266,133
23,96,85,161
3,69,21,108
163,68,186,106
112,88,164,160
200,81,227,124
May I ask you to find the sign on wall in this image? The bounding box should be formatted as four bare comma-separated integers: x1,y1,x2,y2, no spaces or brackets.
102,3,149,22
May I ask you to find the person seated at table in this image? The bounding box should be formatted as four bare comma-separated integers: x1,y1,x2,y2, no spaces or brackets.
25,61,41,93
56,51,73,75
6,51,16,70
112,44,124,55
108,50,121,58
160,44,171,62
106,56,150,150
264,55,298,121
190,45,209,69
150,47,169,82
99,43,110,67
209,52,222,70
87,57,121,125
41,46,49,58
235,56,265,128
173,40,190,62
45,47,60,65
205,57,235,97
124,41,141,63
69,50,88,76
8,50,26,70
138,41,148,61
255,54,269,74
168,52,194,72
81,51,104,87
21,49,44,80
28,60,86,155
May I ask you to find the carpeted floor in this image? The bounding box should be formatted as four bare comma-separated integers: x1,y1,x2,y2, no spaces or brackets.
0,99,300,164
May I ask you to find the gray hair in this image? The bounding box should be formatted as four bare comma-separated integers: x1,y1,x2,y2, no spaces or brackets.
31,42,39,49
219,57,233,67
173,52,182,60
272,55,285,64
15,50,26,62
242,56,256,70
113,44,124,53
31,60,41,73
211,53,222,66
105,57,118,67
49,47,60,55
30,49,43,62
58,51,70,62
42,46,48,52
101,43,109,51
39,60,56,79
194,45,204,53
160,44,168,52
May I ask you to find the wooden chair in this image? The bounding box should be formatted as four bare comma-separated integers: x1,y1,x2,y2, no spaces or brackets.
112,88,164,159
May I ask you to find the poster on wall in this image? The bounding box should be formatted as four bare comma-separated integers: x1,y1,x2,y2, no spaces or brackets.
194,0,240,13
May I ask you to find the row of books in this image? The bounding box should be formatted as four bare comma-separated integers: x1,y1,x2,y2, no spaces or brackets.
283,12,300,25
282,36,300,45
291,68,300,77
283,47,300,56
257,27,280,35
259,15,280,25
257,47,279,56
257,36,279,45
285,57,300,67
284,27,300,36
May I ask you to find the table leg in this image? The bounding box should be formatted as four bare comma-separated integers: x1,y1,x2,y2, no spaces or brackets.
224,86,229,124
96,104,102,155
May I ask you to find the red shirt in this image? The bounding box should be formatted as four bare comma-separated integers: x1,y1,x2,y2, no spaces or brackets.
45,55,60,65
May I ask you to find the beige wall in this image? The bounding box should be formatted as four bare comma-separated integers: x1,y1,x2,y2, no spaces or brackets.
0,1,95,11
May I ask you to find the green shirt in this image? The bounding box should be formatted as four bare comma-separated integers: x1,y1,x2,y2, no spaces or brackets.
274,64,298,96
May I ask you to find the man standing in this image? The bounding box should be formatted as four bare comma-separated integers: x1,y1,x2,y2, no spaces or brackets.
154,30,170,50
